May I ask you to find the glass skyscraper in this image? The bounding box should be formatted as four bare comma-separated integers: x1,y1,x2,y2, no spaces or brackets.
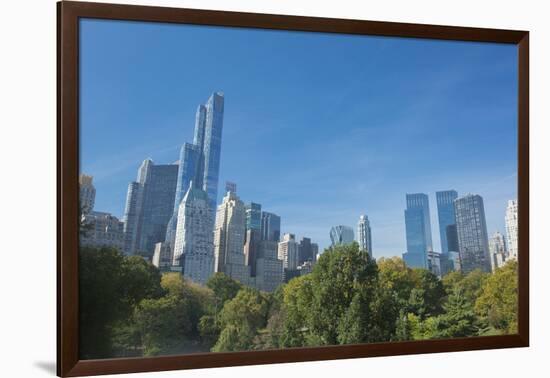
454,194,491,273
165,92,225,247
436,190,458,254
329,225,354,246
122,159,178,257
357,214,373,258
403,193,433,269
245,202,262,231
261,211,281,242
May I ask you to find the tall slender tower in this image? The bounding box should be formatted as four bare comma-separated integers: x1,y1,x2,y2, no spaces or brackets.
436,190,458,254
505,200,518,260
403,193,432,269
357,215,373,258
213,189,250,285
162,92,225,268
454,194,491,273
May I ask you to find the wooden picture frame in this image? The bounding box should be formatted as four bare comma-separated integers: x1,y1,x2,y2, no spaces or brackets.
57,1,529,376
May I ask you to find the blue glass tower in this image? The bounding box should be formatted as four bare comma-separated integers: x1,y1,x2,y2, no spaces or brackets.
165,92,225,247
403,193,432,269
436,190,458,254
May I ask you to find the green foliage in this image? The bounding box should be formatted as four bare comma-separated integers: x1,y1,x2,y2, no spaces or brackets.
475,260,518,333
79,244,518,357
212,287,270,352
79,246,163,359
206,272,243,311
133,274,213,356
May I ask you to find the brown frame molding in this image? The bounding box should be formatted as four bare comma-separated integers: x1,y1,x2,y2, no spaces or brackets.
57,1,529,376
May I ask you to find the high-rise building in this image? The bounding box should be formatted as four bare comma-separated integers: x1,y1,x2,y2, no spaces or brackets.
446,224,459,253
122,159,178,257
311,243,319,261
203,92,225,217
278,233,299,270
213,190,250,285
254,240,284,292
165,93,225,251
505,200,518,260
489,231,507,272
261,211,281,242
329,225,354,246
80,211,125,252
298,237,316,264
427,250,442,278
436,190,458,254
454,194,491,273
357,215,373,258
245,202,262,232
403,193,433,269
79,174,96,214
244,228,261,276
172,184,214,285
152,242,173,271
165,143,201,249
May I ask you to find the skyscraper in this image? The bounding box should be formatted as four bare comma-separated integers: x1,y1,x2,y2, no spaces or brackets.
278,233,299,270
165,93,225,249
79,174,96,213
122,159,178,257
489,231,507,272
436,190,458,254
255,240,284,292
329,225,354,246
357,215,373,258
454,194,491,273
245,202,262,232
213,189,250,285
403,193,433,269
298,237,316,264
203,92,225,217
261,211,281,242
505,199,518,260
172,184,214,285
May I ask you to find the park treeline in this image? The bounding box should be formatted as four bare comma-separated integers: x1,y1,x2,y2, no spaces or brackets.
79,243,517,359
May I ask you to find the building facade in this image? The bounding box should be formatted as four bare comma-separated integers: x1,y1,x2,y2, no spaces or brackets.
122,159,178,257
489,231,508,272
329,225,354,246
403,193,433,269
254,240,284,292
213,190,251,285
505,199,518,260
278,233,300,270
436,190,458,254
454,194,491,273
261,211,281,242
172,185,214,285
357,214,373,258
298,237,316,264
80,211,125,252
79,174,96,213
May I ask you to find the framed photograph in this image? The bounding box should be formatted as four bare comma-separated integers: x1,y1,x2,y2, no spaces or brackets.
57,1,529,376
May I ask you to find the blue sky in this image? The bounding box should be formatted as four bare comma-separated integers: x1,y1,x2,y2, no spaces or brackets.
79,19,518,258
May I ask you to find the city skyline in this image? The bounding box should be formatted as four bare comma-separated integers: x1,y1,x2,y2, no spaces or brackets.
80,19,518,258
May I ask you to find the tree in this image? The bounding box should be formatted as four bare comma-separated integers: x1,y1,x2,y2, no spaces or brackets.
212,287,270,352
133,274,213,356
206,272,242,311
407,269,446,319
475,260,518,334
79,246,126,358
